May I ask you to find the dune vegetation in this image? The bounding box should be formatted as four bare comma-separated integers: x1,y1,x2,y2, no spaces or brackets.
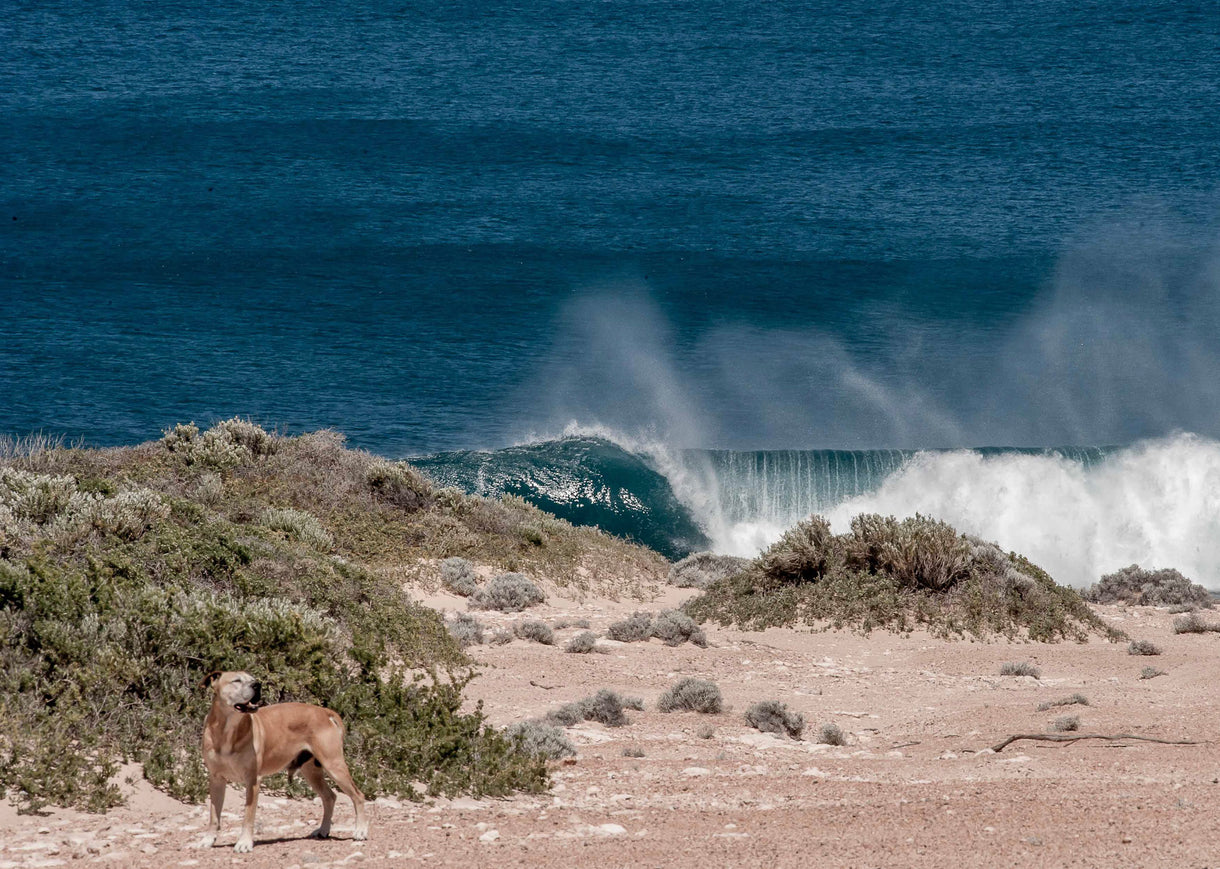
686,513,1124,642
0,420,667,814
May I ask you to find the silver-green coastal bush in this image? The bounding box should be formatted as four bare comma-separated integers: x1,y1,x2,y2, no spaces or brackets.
471,573,545,612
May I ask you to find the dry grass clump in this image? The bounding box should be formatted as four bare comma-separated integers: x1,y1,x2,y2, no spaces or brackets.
1049,715,1081,732
552,617,590,629
607,611,654,642
161,418,279,470
366,459,433,512
470,573,545,612
565,631,599,653
1037,693,1088,712
622,695,644,711
504,722,575,760
687,513,1121,642
440,557,480,597
1127,639,1162,656
1000,661,1042,678
816,723,847,746
696,723,716,739
668,552,750,589
657,678,722,714
744,701,804,739
1084,564,1212,608
488,629,513,646
1140,666,1167,680
447,612,485,647
621,746,645,758
514,619,555,645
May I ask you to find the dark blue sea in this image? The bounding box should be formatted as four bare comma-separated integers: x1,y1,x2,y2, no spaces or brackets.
4,1,1220,584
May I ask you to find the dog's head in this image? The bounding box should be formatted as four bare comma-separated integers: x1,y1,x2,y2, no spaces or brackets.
202,670,263,713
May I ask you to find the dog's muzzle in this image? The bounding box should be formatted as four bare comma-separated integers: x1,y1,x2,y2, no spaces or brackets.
235,681,262,713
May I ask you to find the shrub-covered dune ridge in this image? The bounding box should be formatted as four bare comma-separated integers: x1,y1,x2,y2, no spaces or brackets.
0,420,668,814
687,514,1124,642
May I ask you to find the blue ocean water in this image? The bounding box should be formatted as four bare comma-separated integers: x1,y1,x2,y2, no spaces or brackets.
4,1,1220,582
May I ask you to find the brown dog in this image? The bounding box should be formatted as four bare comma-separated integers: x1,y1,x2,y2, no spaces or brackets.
200,671,369,852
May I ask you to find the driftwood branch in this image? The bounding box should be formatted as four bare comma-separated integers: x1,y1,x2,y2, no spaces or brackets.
990,732,1202,753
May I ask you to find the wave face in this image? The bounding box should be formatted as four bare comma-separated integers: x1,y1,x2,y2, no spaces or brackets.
416,433,1220,589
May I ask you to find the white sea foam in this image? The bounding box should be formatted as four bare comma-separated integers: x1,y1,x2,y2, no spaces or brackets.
701,433,1220,589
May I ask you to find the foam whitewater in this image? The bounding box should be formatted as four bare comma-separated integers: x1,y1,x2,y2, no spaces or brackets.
412,432,1220,589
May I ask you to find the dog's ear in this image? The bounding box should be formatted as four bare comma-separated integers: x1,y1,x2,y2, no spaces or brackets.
200,670,223,690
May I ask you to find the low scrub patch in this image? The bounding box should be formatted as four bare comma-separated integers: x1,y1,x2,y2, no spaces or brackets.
1084,564,1211,608
1140,667,1167,680
543,689,630,728
1049,715,1080,733
504,722,575,760
440,557,480,597
816,723,846,746
1127,640,1162,656
668,552,750,589
447,612,485,647
1037,693,1088,712
657,678,722,714
470,573,545,612
1000,661,1041,678
1172,612,1220,634
607,611,653,642
565,631,598,653
650,609,708,647
514,620,555,645
686,514,1121,642
744,701,804,739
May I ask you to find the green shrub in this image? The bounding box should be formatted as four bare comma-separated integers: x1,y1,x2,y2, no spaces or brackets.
471,573,545,612
816,723,846,746
581,689,629,727
366,460,433,512
514,620,555,645
657,678,721,714
544,702,587,728
565,631,598,653
440,557,480,596
1000,661,1041,678
650,609,707,647
686,514,1120,642
260,506,334,550
607,611,653,642
744,700,804,739
1049,715,1080,732
1084,564,1211,608
1127,640,1162,656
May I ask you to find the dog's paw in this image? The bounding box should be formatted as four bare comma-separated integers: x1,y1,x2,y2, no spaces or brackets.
353,826,369,842
195,834,217,850
233,837,254,853
308,826,331,840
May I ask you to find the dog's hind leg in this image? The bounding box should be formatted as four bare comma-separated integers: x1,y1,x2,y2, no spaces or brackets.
199,774,226,848
299,759,337,839
317,756,368,841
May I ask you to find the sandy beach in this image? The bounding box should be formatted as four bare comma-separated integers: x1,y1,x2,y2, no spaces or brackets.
3,585,1217,869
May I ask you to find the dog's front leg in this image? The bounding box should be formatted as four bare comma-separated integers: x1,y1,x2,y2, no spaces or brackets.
234,777,259,853
199,774,226,848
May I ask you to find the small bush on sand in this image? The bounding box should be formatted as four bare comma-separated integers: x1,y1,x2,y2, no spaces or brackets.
744,701,804,739
1084,564,1211,608
505,722,575,760
447,613,484,648
650,609,708,647
1049,715,1080,732
657,678,722,714
686,513,1121,642
581,689,629,727
607,611,653,642
488,629,513,646
817,723,847,746
622,746,645,758
471,573,545,612
1037,693,1088,712
514,620,555,645
1172,612,1220,634
696,723,715,739
366,459,433,512
668,552,751,589
544,690,630,728
1127,639,1162,656
565,631,598,653
1140,666,1167,680
552,617,591,629
623,695,645,711
1000,661,1041,678
440,557,480,597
